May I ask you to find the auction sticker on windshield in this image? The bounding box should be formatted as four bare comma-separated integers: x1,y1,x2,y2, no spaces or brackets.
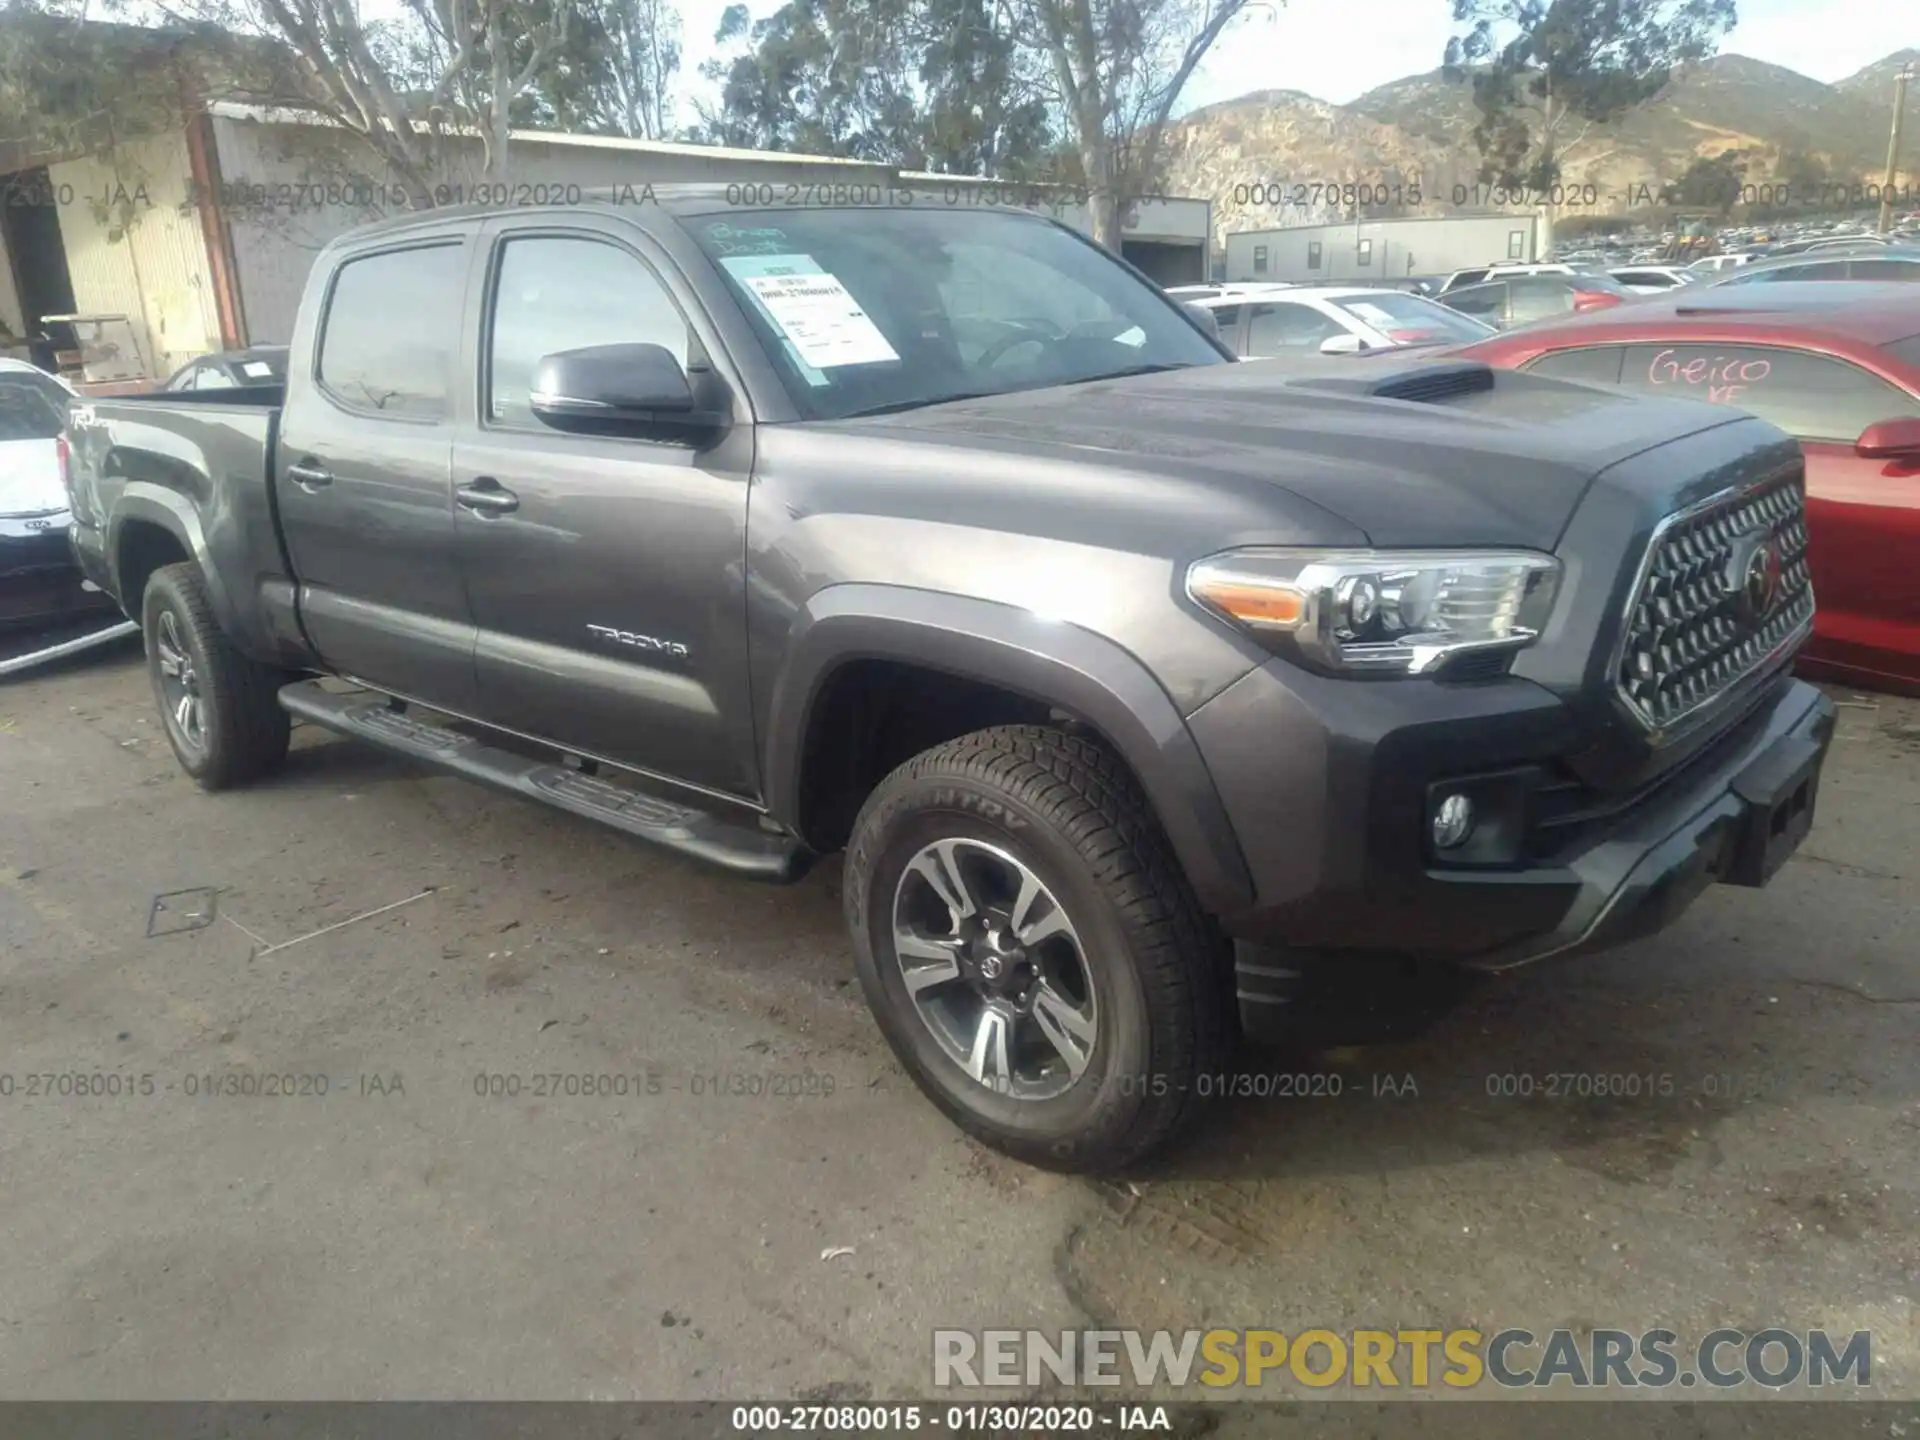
721,254,899,370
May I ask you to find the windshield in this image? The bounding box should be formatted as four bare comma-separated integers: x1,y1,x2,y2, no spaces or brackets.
1328,292,1493,343
687,206,1226,420
1886,335,1920,369
0,371,67,442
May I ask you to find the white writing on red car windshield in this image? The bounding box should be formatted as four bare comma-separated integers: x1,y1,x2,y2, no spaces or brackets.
1646,348,1773,405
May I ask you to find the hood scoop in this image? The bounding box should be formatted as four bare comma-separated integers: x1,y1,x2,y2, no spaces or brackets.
1288,358,1497,405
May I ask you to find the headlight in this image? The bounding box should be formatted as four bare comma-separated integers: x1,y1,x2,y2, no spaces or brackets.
1186,548,1561,676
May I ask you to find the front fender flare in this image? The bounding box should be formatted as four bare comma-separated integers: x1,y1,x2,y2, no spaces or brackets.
763,584,1255,917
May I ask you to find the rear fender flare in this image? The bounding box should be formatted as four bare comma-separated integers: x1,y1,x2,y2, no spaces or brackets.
107,487,237,633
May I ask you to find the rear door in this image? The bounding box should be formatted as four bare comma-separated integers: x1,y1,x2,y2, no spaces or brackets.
1614,341,1920,682
277,235,479,711
450,216,760,797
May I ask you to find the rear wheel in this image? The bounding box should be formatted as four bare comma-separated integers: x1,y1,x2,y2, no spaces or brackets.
142,562,290,789
844,725,1230,1172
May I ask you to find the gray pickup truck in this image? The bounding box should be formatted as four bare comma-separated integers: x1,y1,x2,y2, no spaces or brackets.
64,189,1833,1170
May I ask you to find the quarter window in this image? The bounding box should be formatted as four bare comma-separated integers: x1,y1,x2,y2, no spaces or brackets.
317,244,463,419
1616,343,1920,443
1521,347,1626,384
487,236,692,429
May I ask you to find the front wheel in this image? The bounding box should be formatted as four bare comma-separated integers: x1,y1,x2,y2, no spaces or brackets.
843,725,1230,1172
143,562,291,789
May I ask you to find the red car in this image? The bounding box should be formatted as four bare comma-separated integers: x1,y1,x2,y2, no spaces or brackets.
1453,282,1920,694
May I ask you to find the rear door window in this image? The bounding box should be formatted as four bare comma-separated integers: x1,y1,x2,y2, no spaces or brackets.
1617,343,1920,442
1508,276,1572,325
1520,347,1627,384
317,243,465,420
1443,282,1507,321
1244,302,1347,355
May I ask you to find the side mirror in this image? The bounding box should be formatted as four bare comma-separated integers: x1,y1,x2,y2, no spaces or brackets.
529,343,717,436
1856,416,1920,459
1181,301,1221,340
1319,333,1366,355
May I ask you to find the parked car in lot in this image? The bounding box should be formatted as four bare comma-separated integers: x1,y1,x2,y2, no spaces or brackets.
1703,247,1920,287
1,358,121,636
1452,282,1920,694
1439,271,1632,329
1609,265,1698,294
64,191,1835,1169
1437,262,1607,293
160,345,290,392
1687,253,1763,276
1189,285,1494,356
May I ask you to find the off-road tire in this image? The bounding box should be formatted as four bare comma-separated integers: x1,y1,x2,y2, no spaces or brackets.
844,724,1231,1172
142,562,291,789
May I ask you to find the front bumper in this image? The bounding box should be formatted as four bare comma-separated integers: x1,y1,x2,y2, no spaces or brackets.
1186,660,1834,1032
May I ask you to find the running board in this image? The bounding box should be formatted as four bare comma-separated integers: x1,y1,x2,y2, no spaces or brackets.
278,681,812,883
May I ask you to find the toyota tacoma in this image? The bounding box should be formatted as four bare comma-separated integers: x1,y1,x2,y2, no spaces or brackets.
62,190,1833,1170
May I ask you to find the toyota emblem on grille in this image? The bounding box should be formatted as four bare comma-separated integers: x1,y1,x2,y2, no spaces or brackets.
1730,535,1784,621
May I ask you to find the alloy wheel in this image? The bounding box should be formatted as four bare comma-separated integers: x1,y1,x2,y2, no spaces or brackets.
154,609,207,753
889,837,1099,1101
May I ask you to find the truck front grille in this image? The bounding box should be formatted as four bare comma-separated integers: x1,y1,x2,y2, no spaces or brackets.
1617,471,1812,736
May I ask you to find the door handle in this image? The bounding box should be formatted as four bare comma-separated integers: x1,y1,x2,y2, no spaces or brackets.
285,459,332,490
456,478,519,515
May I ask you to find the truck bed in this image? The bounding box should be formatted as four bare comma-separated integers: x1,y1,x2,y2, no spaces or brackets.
64,391,299,664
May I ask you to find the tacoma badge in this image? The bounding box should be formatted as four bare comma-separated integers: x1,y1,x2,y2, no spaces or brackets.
587,624,689,658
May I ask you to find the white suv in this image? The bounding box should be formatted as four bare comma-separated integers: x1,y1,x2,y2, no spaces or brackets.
1188,285,1496,357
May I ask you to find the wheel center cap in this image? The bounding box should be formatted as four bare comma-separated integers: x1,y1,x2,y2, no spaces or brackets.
968,920,1027,993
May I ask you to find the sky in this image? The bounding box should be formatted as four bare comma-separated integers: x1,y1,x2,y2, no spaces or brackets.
664,0,1918,127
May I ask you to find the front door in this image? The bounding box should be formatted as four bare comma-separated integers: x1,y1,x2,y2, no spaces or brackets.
450,222,758,798
275,237,478,712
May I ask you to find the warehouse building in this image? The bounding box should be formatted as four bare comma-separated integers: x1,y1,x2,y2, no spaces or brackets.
1224,212,1549,284
1,91,1211,376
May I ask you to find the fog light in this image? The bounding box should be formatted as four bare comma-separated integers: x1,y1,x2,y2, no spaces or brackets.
1431,792,1476,849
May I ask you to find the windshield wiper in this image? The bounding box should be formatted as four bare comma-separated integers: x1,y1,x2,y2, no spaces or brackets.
837,389,1009,419
1059,362,1200,386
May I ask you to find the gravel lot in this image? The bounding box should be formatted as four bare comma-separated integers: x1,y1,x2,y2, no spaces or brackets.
2,641,1915,1419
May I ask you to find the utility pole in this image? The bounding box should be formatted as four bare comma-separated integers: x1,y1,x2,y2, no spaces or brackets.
1880,62,1913,234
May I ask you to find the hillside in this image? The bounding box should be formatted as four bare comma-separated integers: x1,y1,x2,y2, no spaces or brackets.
1834,49,1919,102
1167,49,1919,245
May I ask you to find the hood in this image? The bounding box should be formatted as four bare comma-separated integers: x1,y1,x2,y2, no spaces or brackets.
0,437,65,519
823,357,1754,550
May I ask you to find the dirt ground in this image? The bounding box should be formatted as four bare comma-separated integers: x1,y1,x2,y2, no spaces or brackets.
1,640,1915,1424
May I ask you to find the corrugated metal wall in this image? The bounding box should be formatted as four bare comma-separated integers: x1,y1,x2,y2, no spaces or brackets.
48,133,220,377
